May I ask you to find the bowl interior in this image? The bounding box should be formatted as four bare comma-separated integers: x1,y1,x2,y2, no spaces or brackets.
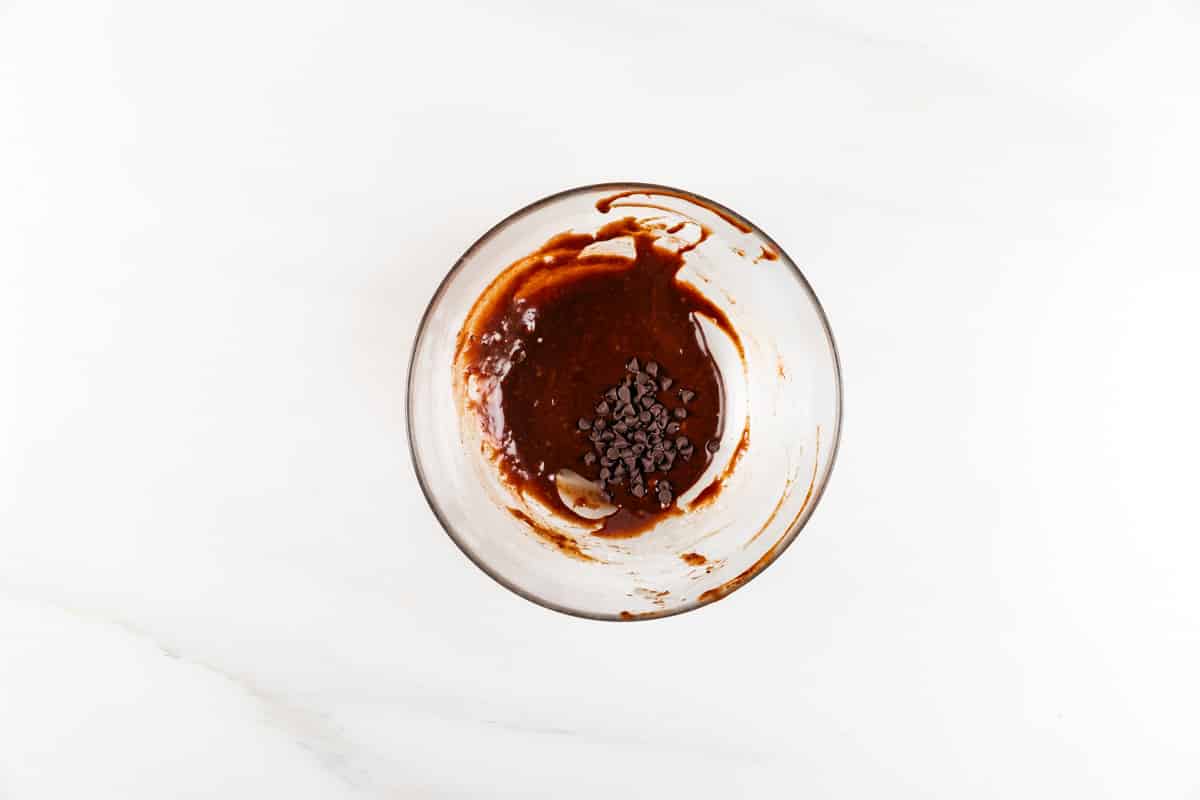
408,183,841,620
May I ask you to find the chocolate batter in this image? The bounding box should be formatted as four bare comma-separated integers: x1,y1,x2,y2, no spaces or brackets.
456,215,740,536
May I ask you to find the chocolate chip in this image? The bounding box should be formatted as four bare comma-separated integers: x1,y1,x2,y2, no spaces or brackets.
646,361,659,377
641,456,655,472
656,481,674,508
577,417,592,431
620,403,635,418
666,421,681,435
639,410,651,424
617,386,631,404
632,443,645,456
640,395,655,409
613,421,628,434
604,388,618,403
583,452,596,466
659,376,673,391
673,407,687,420
595,400,610,415
599,467,611,480
612,435,628,447
676,436,690,451
594,417,607,431
679,389,695,404
606,447,619,460
631,484,645,498
601,430,614,441
707,439,720,453
632,430,647,444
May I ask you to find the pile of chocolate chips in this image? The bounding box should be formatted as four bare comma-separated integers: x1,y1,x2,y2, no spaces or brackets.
576,358,719,509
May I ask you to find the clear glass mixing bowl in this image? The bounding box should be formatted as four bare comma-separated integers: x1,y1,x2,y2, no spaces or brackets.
408,183,842,620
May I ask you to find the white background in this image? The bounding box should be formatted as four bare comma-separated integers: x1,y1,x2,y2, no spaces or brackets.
2,0,1199,797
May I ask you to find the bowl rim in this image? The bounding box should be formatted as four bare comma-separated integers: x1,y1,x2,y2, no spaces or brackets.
406,181,844,621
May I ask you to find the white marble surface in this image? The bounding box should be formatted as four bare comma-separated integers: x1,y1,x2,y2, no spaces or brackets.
2,1,1199,796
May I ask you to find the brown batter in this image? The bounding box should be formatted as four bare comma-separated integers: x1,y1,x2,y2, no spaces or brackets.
455,215,741,536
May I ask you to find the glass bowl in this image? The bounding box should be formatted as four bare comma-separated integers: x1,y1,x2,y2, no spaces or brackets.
408,183,842,620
